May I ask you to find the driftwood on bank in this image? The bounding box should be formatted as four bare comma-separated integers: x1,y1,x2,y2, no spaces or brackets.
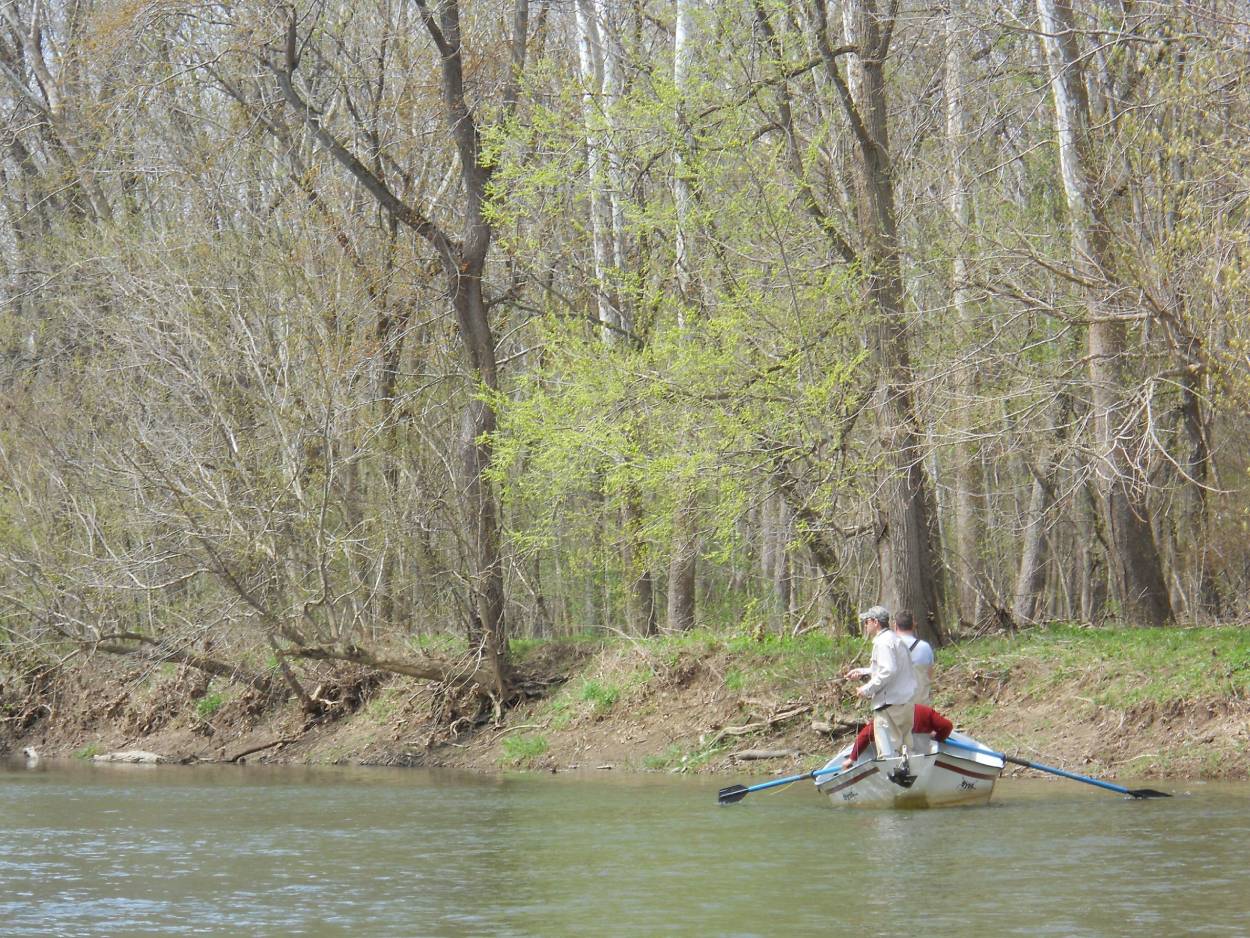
811,715,863,736
93,749,165,764
227,736,304,763
707,704,812,745
732,748,800,761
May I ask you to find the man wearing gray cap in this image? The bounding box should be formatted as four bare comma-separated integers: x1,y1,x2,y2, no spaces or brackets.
845,605,918,760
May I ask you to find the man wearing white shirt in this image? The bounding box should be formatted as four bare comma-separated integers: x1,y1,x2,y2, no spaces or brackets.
893,609,935,705
844,605,918,758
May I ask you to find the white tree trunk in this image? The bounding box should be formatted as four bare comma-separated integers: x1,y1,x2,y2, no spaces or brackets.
575,0,621,338
1035,0,1172,626
945,0,984,628
673,0,696,320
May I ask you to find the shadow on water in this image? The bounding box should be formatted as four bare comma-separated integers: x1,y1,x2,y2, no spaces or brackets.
1,762,1247,937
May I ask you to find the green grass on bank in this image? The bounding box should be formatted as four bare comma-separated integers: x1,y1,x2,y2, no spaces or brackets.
502,623,1250,774
509,623,1250,711
940,623,1250,708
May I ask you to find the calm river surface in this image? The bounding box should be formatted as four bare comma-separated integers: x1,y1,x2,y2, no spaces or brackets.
2,760,1248,937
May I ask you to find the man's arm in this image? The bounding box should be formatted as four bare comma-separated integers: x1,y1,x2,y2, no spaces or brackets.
857,638,894,697
914,705,953,741
843,723,874,767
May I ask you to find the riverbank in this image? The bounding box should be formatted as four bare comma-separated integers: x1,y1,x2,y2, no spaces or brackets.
5,625,1249,780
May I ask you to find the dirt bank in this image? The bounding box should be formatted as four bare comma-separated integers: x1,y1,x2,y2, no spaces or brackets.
5,632,1248,782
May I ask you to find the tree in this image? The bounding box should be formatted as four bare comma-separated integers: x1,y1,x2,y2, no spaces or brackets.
1035,0,1172,626
812,0,946,643
944,0,986,629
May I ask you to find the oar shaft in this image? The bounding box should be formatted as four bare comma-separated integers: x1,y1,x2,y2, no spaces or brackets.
751,772,813,794
740,762,850,793
1003,755,1132,796
718,762,853,804
942,737,1134,796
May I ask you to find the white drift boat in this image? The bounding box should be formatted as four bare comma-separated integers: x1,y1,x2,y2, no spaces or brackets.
812,730,1005,809
718,728,1167,808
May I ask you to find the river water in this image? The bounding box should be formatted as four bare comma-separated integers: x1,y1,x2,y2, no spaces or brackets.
1,760,1247,937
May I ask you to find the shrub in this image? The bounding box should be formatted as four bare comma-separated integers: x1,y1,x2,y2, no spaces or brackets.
580,679,620,713
195,692,224,720
502,733,550,768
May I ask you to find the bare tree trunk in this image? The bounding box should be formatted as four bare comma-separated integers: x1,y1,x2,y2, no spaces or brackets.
666,506,699,631
1012,466,1053,626
598,0,630,326
831,0,946,645
270,2,522,695
673,0,697,318
1036,0,1172,627
945,0,984,630
1178,370,1221,619
1078,480,1110,623
578,1,654,629
574,0,624,338
763,491,792,623
622,484,657,635
664,0,699,632
1012,384,1074,625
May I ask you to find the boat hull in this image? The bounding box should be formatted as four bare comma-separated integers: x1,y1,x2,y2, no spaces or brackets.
813,732,1005,809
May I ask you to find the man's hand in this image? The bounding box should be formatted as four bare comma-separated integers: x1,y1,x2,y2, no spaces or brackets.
841,757,853,770
845,666,870,679
855,685,870,699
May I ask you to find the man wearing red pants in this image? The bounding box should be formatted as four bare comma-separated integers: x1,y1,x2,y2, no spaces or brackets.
841,704,955,769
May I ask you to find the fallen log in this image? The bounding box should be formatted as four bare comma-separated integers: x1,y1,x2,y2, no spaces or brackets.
95,635,273,694
733,748,800,761
708,704,812,744
810,716,862,735
227,736,303,763
93,750,165,764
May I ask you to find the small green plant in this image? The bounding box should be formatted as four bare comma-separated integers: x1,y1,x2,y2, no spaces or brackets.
643,744,687,771
365,689,399,722
957,701,996,723
723,668,747,692
579,679,620,714
195,692,224,720
74,741,102,760
502,733,549,768
544,695,573,730
673,737,735,773
508,637,544,658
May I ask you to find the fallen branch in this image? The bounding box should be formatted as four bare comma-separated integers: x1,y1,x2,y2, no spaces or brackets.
708,704,812,744
733,748,800,761
227,736,303,763
281,643,474,686
96,634,274,694
811,716,862,735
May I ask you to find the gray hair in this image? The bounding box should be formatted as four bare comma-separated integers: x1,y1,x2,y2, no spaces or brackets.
858,605,889,624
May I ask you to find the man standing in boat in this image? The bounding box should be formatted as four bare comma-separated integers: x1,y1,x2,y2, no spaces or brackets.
845,605,919,760
893,609,935,705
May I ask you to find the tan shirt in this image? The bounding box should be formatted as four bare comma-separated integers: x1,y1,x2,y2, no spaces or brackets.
858,628,918,708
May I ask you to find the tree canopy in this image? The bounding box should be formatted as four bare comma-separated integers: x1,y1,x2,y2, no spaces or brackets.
2,0,1248,704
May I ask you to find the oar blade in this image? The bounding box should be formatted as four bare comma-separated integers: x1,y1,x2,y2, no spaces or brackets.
1128,788,1171,799
717,784,749,805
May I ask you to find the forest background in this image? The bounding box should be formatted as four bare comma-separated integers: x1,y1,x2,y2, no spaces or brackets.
1,0,1248,754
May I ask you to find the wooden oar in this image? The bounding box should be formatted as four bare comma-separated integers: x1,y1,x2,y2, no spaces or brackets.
942,737,1170,799
717,764,842,805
